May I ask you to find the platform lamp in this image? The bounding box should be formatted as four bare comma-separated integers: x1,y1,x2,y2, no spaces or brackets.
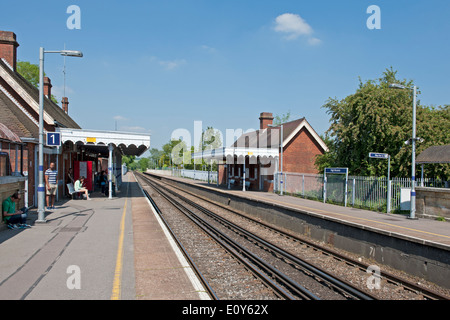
389,83,418,220
36,48,83,223
267,123,283,195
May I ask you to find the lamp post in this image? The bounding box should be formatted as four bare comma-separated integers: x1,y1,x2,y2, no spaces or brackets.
389,83,418,219
36,48,83,223
268,124,283,195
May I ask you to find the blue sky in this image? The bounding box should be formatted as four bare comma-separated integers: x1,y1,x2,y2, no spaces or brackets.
1,0,449,151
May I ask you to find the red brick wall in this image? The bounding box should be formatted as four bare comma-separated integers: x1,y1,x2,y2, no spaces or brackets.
282,127,324,174
0,31,19,71
218,163,227,185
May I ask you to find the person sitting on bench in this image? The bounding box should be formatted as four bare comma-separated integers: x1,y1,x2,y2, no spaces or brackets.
2,192,31,229
74,176,91,200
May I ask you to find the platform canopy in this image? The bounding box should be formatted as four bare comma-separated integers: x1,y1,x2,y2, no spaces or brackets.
416,144,450,164
57,128,151,157
192,147,279,162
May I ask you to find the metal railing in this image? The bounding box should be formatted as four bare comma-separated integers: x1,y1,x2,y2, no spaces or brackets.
274,172,448,213
149,169,218,184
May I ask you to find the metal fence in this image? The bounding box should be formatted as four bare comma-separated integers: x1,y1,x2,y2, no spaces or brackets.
275,172,448,213
148,169,218,184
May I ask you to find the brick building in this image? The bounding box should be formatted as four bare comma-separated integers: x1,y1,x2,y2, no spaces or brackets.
0,30,151,209
0,30,81,206
193,112,328,192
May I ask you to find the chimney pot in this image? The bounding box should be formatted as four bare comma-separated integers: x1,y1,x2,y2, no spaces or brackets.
0,31,20,71
61,97,69,114
44,77,52,99
259,112,274,130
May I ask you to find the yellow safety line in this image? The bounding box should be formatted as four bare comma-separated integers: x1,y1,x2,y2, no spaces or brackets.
245,193,450,241
111,182,129,300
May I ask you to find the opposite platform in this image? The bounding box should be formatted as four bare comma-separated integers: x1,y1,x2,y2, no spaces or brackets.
147,171,450,248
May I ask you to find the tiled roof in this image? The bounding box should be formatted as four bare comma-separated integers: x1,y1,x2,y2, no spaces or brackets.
416,144,450,164
0,59,80,130
0,90,37,139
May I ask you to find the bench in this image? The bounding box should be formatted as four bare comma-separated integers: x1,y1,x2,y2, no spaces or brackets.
67,183,83,199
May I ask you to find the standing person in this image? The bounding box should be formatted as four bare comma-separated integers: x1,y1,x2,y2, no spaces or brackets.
67,168,75,185
101,171,107,194
66,168,75,197
45,162,58,210
2,192,31,229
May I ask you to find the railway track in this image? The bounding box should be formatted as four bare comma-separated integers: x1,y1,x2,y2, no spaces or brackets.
138,172,450,300
136,172,381,300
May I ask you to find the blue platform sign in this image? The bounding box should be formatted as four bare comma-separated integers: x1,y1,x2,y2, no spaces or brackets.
325,168,348,174
369,152,389,159
46,132,61,146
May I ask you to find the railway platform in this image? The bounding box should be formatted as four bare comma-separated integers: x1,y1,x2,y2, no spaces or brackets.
0,172,207,300
148,172,450,248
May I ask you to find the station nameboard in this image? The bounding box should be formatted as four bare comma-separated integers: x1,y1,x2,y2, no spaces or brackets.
324,168,348,174
369,152,389,159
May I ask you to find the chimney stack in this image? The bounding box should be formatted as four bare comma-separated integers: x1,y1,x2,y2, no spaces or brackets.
44,77,52,99
0,31,19,71
61,97,69,114
259,112,274,130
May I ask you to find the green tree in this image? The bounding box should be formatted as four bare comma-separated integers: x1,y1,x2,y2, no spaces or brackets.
138,157,149,172
316,68,450,178
273,110,291,126
122,155,136,169
199,126,222,151
17,60,59,104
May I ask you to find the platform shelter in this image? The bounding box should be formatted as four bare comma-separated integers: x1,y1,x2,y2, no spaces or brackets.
57,128,150,198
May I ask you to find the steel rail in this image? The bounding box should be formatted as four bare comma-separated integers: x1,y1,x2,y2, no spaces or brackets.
150,175,375,300
140,174,318,300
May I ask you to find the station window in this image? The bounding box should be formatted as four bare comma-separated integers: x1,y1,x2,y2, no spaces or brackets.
0,152,11,177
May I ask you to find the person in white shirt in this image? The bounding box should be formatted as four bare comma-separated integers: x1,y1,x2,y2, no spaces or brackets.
74,176,91,200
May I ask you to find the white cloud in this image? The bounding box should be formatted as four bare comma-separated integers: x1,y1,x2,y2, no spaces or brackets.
120,126,151,133
142,55,186,70
158,59,186,70
307,37,322,46
201,45,217,53
113,115,129,121
274,13,321,44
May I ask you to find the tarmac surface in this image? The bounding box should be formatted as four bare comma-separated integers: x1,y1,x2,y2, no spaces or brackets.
0,172,204,300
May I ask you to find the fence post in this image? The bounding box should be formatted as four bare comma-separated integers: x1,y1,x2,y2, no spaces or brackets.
344,170,348,207
302,174,305,197
352,178,356,206
323,170,327,203
387,179,392,213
